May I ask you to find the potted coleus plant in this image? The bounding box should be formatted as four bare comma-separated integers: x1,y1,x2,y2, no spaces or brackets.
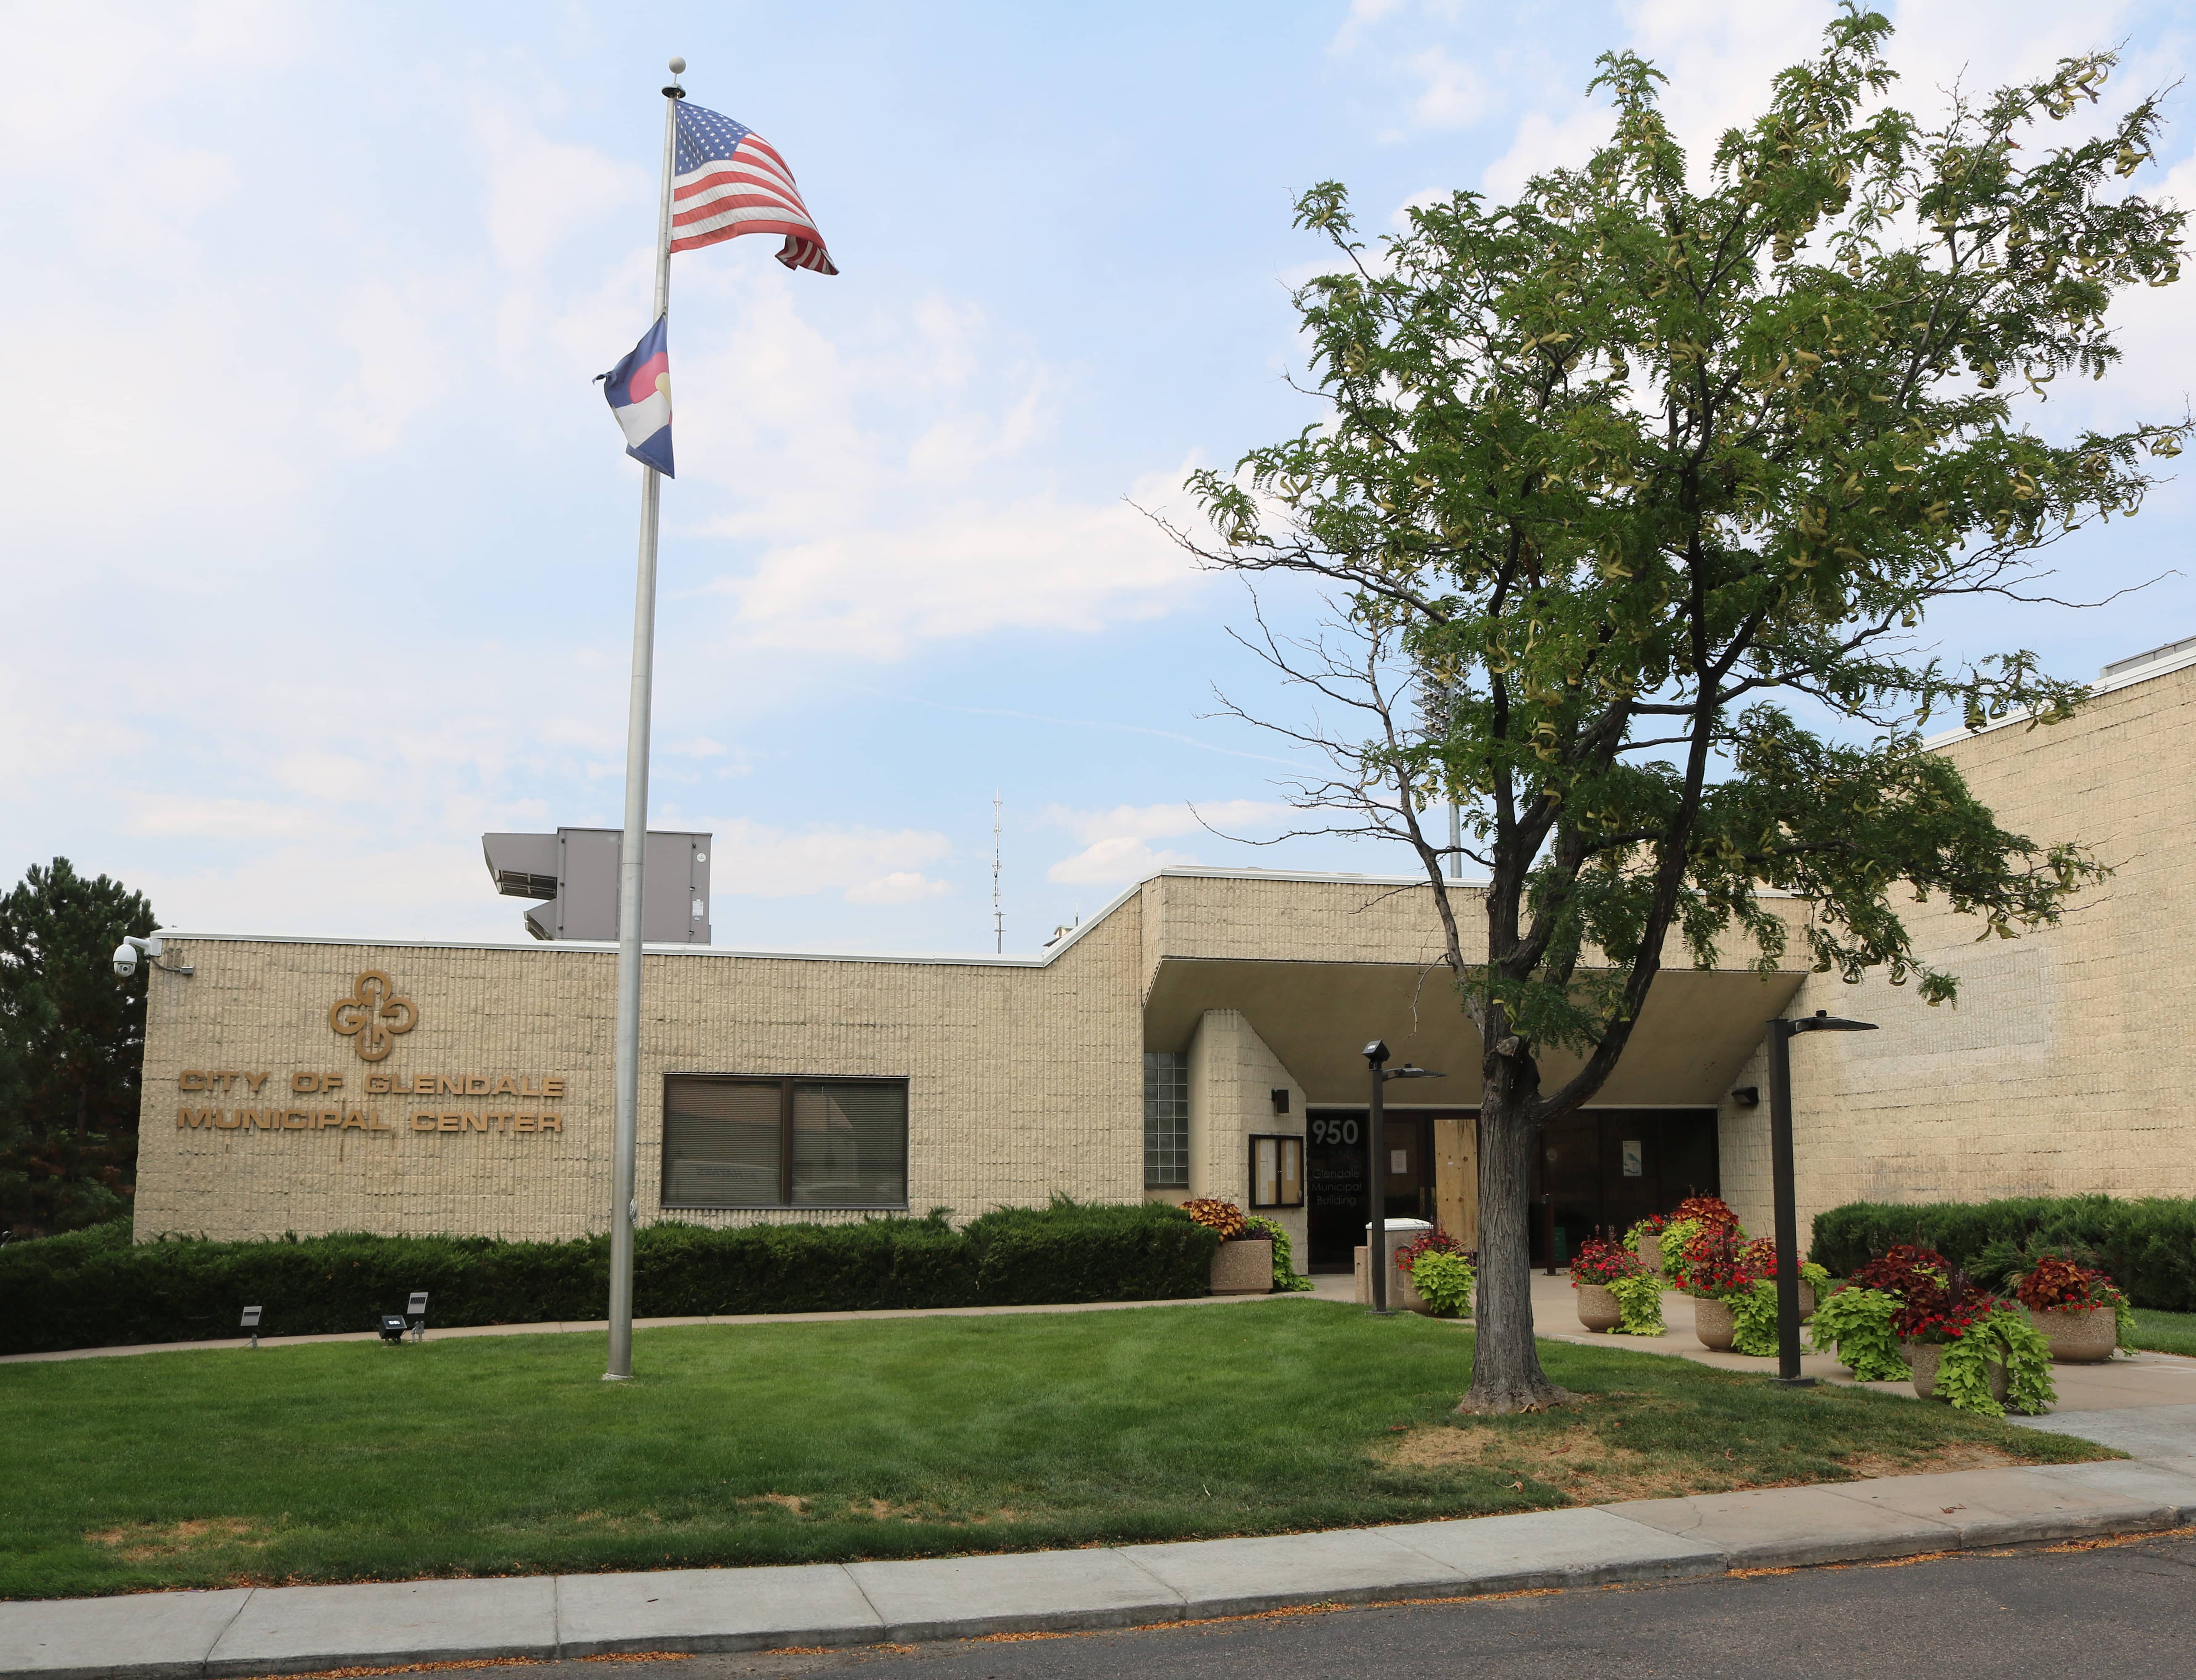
1726,1238,1835,1355
1677,1222,1755,1350
2014,1253,2131,1363
1182,1197,1271,1294
1395,1227,1470,1316
1567,1237,1637,1332
1894,1276,2056,1418
1406,1240,1477,1320
1626,1213,1668,1277
1808,1283,1907,1381
1656,1194,1742,1289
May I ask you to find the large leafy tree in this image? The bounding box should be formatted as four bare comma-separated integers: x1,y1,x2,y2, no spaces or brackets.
0,858,156,1237
1181,8,2186,1412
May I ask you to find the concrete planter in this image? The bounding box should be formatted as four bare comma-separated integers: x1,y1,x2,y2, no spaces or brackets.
1636,1233,1663,1277
1692,1297,1737,1350
1353,1246,1434,1312
1798,1280,1817,1323
1575,1283,1621,1333
2029,1304,2116,1363
1210,1239,1274,1296
1905,1341,2009,1405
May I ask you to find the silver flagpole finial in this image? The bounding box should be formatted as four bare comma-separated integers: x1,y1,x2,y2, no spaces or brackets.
668,55,685,76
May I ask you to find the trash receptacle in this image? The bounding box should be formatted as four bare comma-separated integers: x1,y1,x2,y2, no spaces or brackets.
1356,1218,1435,1306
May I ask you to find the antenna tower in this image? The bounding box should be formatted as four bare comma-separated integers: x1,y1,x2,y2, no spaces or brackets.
992,790,1003,954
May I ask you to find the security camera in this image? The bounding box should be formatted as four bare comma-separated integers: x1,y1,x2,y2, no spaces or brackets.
109,933,187,980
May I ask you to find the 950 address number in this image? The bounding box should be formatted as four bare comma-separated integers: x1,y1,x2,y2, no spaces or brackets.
1308,1116,1362,1147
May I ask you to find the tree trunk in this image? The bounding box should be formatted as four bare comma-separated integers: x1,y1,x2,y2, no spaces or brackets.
1460,1053,1566,1413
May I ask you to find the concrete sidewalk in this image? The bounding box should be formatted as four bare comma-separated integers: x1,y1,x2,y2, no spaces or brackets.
8,1454,2195,1680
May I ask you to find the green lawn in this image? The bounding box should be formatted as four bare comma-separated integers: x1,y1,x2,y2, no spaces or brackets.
2129,1307,2196,1357
0,1301,2113,1599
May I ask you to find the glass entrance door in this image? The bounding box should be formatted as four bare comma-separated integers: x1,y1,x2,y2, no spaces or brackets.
1303,1110,1437,1272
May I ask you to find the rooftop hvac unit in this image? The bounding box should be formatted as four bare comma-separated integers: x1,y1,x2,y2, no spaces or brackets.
481,829,712,943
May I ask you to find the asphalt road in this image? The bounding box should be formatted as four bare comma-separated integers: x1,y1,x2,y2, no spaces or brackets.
407,1530,2196,1680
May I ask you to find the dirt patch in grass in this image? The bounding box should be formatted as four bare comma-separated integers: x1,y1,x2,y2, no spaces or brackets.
85,1517,270,1561
1382,1417,2039,1506
1833,1442,2023,1478
1379,1420,1698,1504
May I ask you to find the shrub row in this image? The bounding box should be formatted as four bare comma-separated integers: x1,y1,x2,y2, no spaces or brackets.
1810,1195,2196,1312
0,1200,1221,1355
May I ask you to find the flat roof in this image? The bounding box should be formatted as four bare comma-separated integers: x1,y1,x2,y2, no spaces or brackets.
159,865,1492,969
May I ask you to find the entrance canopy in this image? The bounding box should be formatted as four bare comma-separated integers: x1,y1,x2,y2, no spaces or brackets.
1144,956,1806,1108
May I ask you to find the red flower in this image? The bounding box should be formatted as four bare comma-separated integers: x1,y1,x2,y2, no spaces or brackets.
1569,1237,1645,1287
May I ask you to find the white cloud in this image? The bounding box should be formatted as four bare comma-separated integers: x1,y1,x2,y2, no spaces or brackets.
1405,46,1489,129
1040,799,1294,883
703,819,953,900
677,279,1208,659
844,871,952,904
1048,836,1199,885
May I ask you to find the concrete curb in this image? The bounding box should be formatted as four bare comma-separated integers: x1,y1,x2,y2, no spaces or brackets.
6,1456,2193,1678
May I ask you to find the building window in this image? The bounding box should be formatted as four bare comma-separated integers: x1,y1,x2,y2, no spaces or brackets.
1144,1051,1188,1189
661,1076,908,1209
1248,1134,1304,1209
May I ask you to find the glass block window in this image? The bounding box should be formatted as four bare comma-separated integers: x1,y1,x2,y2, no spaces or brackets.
1143,1051,1189,1189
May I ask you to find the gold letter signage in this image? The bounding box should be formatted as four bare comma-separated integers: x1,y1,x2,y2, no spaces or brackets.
329,971,418,1062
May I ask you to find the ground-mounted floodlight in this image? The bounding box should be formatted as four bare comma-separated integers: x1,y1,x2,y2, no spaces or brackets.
407,1292,429,1343
1361,1039,1445,1315
1768,1008,1877,1383
109,933,192,979
378,1314,409,1347
240,1305,262,1351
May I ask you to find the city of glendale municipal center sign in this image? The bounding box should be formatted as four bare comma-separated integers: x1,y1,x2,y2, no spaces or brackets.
173,970,571,1140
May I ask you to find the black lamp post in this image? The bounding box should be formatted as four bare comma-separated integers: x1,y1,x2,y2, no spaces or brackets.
1766,1008,1876,1382
1362,1039,1444,1315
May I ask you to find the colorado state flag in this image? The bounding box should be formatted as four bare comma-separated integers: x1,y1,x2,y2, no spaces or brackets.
601,315,674,476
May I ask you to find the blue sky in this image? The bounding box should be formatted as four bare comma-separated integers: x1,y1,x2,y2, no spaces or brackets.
3,0,2191,953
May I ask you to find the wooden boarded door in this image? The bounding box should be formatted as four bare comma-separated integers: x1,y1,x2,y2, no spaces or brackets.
1433,1112,1478,1249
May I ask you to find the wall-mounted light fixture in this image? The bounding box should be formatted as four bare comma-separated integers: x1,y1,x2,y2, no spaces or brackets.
1729,1086,1760,1107
1270,1088,1290,1115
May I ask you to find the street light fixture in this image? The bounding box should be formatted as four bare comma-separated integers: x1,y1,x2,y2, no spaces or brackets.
1362,1039,1444,1315
1768,1008,1876,1383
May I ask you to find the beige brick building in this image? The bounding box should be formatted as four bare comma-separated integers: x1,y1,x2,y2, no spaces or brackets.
136,640,2196,1268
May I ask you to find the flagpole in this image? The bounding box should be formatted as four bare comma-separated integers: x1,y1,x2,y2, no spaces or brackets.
605,55,685,1384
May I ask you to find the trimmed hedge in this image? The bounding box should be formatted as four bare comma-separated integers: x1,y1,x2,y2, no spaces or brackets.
1810,1195,2196,1312
0,1201,1222,1356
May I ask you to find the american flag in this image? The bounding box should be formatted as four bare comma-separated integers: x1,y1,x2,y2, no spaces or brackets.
670,101,837,275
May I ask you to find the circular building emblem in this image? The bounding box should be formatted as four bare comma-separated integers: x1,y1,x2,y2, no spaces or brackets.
329,970,419,1062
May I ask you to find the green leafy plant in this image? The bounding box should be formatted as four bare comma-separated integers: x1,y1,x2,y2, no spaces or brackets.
1809,1284,1907,1381
1658,1218,1703,1282
1244,1215,1314,1293
1731,1278,1781,1356
1730,1259,1837,1357
1411,1248,1477,1318
1608,1268,1666,1335
1934,1305,2057,1418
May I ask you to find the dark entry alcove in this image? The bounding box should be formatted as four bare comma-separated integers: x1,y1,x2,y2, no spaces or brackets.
1530,1108,1719,1267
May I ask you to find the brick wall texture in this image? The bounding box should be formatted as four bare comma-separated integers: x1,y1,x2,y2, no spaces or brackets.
1717,656,2196,1239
